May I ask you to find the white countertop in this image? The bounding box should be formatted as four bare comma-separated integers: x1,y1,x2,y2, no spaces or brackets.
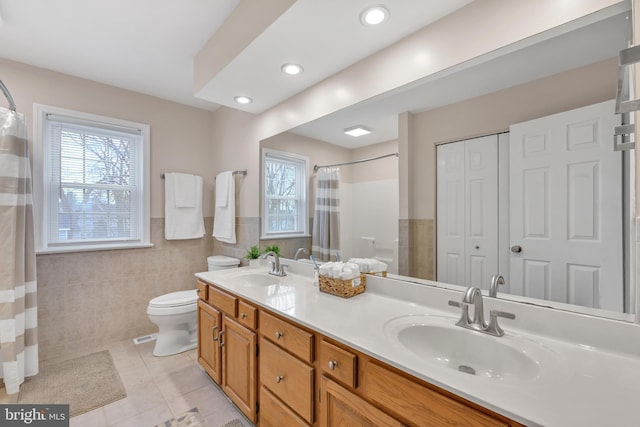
196,263,640,427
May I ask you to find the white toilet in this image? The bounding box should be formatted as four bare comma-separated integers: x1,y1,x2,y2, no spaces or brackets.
146,255,240,356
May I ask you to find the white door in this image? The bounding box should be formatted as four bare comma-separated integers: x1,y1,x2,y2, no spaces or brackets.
437,141,465,285
437,135,498,290
509,100,622,311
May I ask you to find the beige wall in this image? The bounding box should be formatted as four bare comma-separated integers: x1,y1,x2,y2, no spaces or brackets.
0,0,628,363
0,58,219,362
410,58,618,220
0,58,216,218
348,140,398,183
210,106,262,218
261,131,352,180
210,0,624,221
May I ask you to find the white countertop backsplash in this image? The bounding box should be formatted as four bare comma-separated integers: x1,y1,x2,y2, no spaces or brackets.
196,260,640,427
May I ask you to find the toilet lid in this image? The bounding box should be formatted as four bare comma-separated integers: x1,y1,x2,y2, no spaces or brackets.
149,290,198,308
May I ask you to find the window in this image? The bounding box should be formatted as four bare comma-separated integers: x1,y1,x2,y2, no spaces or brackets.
34,104,151,253
261,149,308,238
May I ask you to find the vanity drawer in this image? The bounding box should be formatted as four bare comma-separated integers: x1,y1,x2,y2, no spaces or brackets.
196,280,208,301
259,337,314,423
237,300,257,330
208,286,237,317
260,310,313,363
259,385,310,427
361,360,509,427
319,340,357,388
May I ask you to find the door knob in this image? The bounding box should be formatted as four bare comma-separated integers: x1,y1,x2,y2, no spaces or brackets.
511,245,522,253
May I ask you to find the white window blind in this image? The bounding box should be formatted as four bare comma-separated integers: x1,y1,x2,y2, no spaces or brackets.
34,104,151,252
262,149,308,238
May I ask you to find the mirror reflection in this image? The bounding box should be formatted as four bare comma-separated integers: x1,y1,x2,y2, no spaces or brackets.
260,8,633,317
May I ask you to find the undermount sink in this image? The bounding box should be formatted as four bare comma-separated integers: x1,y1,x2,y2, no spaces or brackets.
225,273,281,287
384,315,547,382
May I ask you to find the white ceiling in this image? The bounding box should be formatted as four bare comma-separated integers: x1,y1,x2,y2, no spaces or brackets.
0,1,629,148
195,0,472,114
0,0,471,113
291,9,630,148
0,0,240,110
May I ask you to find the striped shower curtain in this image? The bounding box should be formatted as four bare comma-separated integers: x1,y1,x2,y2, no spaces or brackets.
0,106,38,394
312,167,340,262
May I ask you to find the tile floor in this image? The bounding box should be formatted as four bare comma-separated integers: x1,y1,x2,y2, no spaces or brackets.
0,340,254,427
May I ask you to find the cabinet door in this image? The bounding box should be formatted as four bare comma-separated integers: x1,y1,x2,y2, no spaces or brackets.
260,385,309,427
259,337,314,424
221,316,257,423
197,300,221,384
320,376,403,427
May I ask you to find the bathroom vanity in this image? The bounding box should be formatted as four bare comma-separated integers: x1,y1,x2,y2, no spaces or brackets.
195,263,640,426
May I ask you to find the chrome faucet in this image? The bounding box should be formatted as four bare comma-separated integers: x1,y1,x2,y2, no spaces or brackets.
262,251,287,277
489,275,505,297
448,286,515,337
294,247,308,260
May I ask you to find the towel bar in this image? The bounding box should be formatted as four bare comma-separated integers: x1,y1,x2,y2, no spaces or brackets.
161,170,247,179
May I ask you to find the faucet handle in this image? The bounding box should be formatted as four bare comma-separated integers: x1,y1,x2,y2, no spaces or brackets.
485,309,516,337
490,310,515,320
448,300,461,308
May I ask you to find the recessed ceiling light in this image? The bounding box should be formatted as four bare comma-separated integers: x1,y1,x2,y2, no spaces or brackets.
281,63,304,75
234,96,252,105
344,126,371,137
360,5,389,26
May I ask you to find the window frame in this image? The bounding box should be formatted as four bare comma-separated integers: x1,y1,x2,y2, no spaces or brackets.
261,148,309,239
33,104,151,253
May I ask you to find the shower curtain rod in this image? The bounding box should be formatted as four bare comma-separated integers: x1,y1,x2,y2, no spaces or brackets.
0,80,16,111
313,152,398,172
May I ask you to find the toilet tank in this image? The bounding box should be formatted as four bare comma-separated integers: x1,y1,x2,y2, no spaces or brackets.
207,255,240,271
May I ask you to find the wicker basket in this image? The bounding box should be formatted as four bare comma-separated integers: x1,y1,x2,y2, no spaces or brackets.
319,274,366,298
364,271,387,277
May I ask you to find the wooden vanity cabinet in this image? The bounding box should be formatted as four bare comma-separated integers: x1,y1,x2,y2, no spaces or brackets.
221,315,257,422
197,280,524,427
319,375,404,427
197,299,221,383
197,283,257,423
359,358,510,427
259,310,315,425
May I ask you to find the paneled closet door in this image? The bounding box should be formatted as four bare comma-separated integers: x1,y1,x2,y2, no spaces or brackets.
437,135,499,290
509,100,622,311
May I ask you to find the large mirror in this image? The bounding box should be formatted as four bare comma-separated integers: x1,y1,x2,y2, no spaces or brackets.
260,6,634,319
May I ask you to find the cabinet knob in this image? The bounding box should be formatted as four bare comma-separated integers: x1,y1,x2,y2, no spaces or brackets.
275,375,284,383
240,313,248,319
328,360,338,370
511,245,523,253
212,326,218,341
275,331,283,340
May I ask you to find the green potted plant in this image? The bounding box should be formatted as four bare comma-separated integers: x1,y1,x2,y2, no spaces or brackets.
263,244,280,255
246,245,261,268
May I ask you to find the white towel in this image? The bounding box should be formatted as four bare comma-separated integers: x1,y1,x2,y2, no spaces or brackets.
174,173,196,207
215,171,230,207
213,171,236,243
164,172,205,240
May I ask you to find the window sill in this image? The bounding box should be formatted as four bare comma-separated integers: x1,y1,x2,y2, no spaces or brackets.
36,243,154,255
260,234,311,240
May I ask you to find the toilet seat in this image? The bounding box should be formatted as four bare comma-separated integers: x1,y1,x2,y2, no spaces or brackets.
148,290,198,308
